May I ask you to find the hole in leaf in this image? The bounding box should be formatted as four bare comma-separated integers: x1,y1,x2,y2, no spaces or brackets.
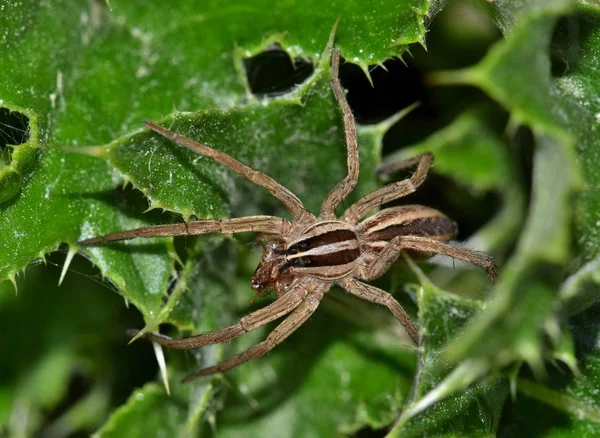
550,18,576,78
550,13,594,78
0,108,30,165
339,0,500,129
338,57,430,126
243,44,314,97
550,53,569,78
354,426,387,438
512,125,535,205
0,108,30,147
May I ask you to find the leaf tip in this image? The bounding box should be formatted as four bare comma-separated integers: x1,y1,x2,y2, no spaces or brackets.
58,246,77,286
358,63,374,88
8,273,18,294
126,328,145,344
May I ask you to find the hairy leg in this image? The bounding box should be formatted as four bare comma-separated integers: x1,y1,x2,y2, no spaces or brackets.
320,46,360,219
79,215,290,245
130,288,305,349
343,153,432,223
338,277,419,344
359,235,498,282
181,293,321,381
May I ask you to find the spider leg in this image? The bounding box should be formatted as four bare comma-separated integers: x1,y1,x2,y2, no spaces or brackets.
343,153,433,223
181,292,321,382
145,122,310,221
376,151,433,178
359,235,498,282
338,277,419,344
320,47,360,219
130,288,304,349
79,215,289,245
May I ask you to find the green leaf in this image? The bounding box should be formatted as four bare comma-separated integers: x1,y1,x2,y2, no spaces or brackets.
0,256,148,436
398,2,600,435
434,0,600,272
95,247,232,437
95,384,185,438
5,0,600,436
389,266,508,437
498,304,600,437
445,130,578,376
555,7,600,313
428,0,581,367
0,149,175,318
0,0,427,146
215,306,416,437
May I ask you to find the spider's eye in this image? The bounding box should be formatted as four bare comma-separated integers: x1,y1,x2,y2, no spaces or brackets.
251,279,264,291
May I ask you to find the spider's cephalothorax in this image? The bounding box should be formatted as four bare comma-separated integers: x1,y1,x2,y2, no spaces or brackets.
79,40,498,382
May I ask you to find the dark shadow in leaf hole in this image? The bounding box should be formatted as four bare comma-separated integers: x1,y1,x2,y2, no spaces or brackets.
0,108,30,166
338,55,502,154
76,184,173,221
243,44,314,98
354,426,388,438
550,12,598,78
338,57,430,126
0,108,30,148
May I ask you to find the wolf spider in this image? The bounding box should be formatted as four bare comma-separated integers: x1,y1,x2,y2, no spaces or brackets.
80,46,497,382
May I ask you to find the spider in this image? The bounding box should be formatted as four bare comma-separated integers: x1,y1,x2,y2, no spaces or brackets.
80,45,497,383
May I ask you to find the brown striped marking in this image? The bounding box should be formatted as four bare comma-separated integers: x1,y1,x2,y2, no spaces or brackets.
282,222,360,278
362,205,457,245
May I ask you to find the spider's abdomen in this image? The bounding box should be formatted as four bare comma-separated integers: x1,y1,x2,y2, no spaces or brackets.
361,205,457,246
283,221,360,279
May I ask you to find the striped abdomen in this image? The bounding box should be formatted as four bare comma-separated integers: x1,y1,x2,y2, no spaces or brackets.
283,221,360,280
361,205,457,250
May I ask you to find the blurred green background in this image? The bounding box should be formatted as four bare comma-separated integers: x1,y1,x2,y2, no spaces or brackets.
2,0,600,436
